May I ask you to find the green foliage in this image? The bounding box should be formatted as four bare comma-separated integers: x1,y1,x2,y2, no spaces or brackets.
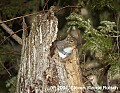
66,13,114,53
88,0,119,11
66,13,91,29
98,21,119,34
66,13,120,76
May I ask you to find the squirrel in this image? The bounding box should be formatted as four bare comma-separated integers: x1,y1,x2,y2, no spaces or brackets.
50,34,77,58
50,26,82,59
55,34,77,58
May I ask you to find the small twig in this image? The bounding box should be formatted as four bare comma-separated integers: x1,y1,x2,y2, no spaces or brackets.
42,0,49,11
8,78,16,88
82,74,96,93
116,13,120,54
0,61,12,77
0,28,23,45
56,5,81,13
0,5,81,25
0,20,22,45
0,10,48,24
0,25,30,45
0,51,21,56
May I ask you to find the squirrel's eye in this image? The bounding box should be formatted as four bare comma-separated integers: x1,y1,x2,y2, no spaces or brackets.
70,40,73,42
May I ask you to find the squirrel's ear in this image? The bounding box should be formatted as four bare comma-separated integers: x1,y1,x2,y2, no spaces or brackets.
70,27,80,40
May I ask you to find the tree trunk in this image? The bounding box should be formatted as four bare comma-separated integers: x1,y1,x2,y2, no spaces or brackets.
16,7,84,93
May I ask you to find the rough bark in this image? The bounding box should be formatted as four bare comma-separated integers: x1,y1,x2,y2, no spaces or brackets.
64,48,84,93
16,7,84,93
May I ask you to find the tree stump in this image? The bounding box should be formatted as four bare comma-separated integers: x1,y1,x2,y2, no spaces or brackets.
16,7,84,93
